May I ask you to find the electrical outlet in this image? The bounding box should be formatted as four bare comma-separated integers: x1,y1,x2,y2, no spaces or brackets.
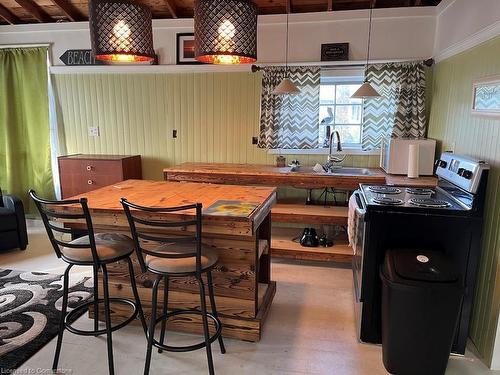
443,141,455,153
88,126,100,137
252,136,258,145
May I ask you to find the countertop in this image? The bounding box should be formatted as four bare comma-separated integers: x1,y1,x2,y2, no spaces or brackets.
163,163,438,189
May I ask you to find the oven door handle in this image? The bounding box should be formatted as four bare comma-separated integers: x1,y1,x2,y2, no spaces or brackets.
354,191,367,217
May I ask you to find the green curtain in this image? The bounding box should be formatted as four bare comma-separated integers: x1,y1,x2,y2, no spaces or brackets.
0,47,54,212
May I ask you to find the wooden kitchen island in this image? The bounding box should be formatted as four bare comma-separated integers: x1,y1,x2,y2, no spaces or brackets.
57,180,277,342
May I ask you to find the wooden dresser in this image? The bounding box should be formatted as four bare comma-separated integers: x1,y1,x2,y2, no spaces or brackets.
58,154,142,198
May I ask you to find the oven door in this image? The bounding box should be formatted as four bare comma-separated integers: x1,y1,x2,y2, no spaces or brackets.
351,191,367,340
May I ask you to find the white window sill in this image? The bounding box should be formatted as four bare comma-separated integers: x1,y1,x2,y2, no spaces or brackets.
267,148,380,156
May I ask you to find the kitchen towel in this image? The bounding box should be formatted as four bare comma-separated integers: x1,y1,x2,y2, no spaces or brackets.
348,194,358,249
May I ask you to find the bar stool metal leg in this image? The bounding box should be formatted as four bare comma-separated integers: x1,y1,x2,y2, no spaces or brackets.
52,264,72,372
93,264,100,336
127,257,147,335
158,276,169,353
207,271,226,354
144,276,161,375
101,265,115,375
197,276,215,375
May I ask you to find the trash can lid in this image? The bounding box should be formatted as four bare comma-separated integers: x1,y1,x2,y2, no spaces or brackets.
388,249,459,283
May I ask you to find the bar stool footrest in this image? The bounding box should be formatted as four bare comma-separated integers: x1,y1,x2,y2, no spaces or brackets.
65,298,138,336
152,309,222,353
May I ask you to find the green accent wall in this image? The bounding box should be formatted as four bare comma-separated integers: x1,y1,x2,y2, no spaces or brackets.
52,72,379,200
428,36,500,366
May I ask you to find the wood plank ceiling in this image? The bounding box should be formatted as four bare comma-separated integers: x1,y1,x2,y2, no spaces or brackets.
0,0,441,25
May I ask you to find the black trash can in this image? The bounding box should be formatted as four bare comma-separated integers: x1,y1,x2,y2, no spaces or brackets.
380,249,464,375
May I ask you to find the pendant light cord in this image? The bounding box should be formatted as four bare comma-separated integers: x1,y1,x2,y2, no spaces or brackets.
285,12,289,76
365,4,373,75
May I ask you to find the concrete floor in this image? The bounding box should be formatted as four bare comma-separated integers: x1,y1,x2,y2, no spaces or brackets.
1,221,498,375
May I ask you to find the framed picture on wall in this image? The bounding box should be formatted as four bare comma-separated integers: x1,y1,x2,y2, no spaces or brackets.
471,75,500,118
176,33,202,65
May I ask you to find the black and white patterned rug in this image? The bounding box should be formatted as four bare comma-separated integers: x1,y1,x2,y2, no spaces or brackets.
0,269,93,371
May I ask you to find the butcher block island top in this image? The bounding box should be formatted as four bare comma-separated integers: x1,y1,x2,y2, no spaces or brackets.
61,179,277,236
57,180,277,342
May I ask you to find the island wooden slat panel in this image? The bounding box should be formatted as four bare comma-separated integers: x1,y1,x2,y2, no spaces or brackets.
56,180,277,341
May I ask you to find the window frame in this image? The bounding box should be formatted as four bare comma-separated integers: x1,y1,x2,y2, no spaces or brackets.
319,76,365,149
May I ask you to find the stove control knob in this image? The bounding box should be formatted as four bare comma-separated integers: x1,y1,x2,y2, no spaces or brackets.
436,159,447,168
457,168,465,176
462,170,473,179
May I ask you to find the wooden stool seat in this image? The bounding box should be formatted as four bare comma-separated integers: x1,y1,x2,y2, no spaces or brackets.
146,244,218,274
61,233,134,263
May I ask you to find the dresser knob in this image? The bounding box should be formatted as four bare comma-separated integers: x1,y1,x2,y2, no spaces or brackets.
86,165,93,171
87,180,93,185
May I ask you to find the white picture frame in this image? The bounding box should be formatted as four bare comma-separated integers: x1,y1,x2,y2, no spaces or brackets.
471,75,500,118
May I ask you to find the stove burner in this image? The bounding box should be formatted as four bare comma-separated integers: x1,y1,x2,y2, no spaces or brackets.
409,198,451,208
373,197,404,205
406,187,434,195
368,186,401,195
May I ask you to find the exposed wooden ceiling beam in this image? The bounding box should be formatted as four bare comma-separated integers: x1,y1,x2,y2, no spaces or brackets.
0,3,21,24
327,0,333,11
51,0,82,21
164,0,177,18
13,0,51,22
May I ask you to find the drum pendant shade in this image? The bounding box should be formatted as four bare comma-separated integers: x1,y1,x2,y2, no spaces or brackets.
194,0,258,64
89,0,155,63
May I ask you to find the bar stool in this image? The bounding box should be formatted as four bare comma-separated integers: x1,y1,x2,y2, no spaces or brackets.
29,190,147,375
120,198,226,375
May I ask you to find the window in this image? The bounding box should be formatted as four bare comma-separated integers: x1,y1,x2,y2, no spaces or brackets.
319,77,363,148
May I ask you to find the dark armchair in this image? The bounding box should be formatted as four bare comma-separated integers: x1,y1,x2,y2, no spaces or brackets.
0,188,28,251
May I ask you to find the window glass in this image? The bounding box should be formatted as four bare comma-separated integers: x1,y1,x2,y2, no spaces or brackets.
319,79,363,147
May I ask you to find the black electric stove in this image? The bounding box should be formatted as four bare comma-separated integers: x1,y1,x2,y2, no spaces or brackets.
351,153,489,354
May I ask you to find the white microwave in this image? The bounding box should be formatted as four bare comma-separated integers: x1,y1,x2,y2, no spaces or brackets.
380,138,436,175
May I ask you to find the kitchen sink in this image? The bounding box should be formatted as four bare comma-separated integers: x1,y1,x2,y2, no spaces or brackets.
326,168,373,176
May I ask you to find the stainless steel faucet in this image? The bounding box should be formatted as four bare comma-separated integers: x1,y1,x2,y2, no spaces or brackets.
324,130,347,171
329,130,343,154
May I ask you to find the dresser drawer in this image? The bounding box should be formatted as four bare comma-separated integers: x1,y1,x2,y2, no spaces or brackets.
59,155,142,198
83,160,124,179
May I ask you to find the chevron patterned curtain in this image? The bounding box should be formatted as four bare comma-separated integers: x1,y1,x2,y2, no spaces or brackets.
362,62,427,150
258,66,320,149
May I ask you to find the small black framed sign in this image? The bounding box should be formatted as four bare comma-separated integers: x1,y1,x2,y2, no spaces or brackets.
176,33,202,65
321,43,349,61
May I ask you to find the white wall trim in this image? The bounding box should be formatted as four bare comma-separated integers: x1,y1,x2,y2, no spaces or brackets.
434,19,500,63
49,64,253,74
435,0,457,15
0,7,436,34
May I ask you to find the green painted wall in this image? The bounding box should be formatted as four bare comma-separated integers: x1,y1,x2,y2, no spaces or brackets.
428,36,500,366
52,72,379,201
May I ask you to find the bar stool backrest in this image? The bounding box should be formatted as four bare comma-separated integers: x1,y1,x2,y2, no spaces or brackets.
120,198,203,274
29,190,99,265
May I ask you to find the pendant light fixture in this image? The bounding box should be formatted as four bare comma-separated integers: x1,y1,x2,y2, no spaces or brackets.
194,0,257,65
351,4,381,98
89,0,155,63
272,13,300,95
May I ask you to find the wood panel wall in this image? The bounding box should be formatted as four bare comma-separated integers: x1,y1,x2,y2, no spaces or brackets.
52,72,378,183
427,36,500,366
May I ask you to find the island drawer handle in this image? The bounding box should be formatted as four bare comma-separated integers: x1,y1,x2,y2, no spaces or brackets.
86,165,93,171
87,180,93,185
